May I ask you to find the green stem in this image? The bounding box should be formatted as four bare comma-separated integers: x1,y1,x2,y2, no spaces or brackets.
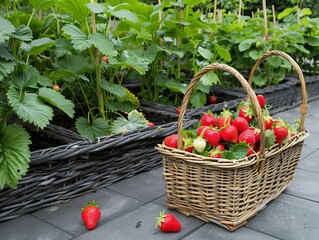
27,9,36,27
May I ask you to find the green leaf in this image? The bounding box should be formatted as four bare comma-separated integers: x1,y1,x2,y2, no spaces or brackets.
28,0,55,10
248,49,263,60
198,46,213,60
62,24,93,51
107,101,138,113
283,31,305,43
86,3,107,13
111,110,148,134
221,143,247,160
7,86,53,129
265,129,276,148
101,80,127,98
76,117,110,141
54,54,91,74
157,79,188,94
238,39,256,52
0,45,14,61
278,8,292,20
293,44,310,54
56,0,90,23
306,36,319,47
0,16,15,44
200,72,219,86
21,38,56,55
111,9,138,23
0,94,9,118
213,42,232,62
38,87,75,118
0,60,16,80
115,50,151,75
267,56,282,68
12,25,33,41
221,150,236,160
190,91,206,108
88,33,118,57
0,124,31,189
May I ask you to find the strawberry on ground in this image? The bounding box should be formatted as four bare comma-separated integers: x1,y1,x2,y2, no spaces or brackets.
233,117,249,133
163,134,178,148
221,125,238,143
156,211,181,233
82,200,101,230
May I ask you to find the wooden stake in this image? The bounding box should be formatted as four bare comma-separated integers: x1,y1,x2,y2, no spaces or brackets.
272,5,276,28
262,0,268,40
238,0,242,23
213,0,217,23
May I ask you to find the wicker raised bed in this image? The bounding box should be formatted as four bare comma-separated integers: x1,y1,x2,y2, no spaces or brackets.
156,51,309,231
0,117,197,222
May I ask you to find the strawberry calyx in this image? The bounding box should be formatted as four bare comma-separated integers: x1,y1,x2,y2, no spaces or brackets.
82,200,99,210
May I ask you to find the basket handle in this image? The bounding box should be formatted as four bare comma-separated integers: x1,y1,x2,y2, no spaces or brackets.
248,50,308,131
177,63,266,157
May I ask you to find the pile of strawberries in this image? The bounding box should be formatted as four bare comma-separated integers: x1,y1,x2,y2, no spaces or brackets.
163,95,299,160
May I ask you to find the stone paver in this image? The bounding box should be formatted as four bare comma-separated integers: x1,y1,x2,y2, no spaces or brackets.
0,214,72,240
247,194,319,240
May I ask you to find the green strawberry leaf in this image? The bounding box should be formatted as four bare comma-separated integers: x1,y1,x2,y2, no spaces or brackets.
7,86,53,129
21,38,56,55
265,129,276,148
0,124,31,189
222,143,247,160
221,150,236,160
110,110,148,134
38,87,75,118
88,33,118,57
62,24,93,51
76,117,110,141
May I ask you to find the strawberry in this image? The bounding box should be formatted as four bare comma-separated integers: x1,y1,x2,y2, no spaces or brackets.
263,111,273,130
232,117,249,133
249,127,260,143
176,108,181,115
208,95,218,104
238,129,256,146
238,105,254,122
200,112,217,127
221,125,238,143
53,84,60,91
208,144,225,158
185,146,194,152
217,115,232,128
148,122,155,127
197,125,209,136
82,200,101,230
163,134,178,148
203,128,221,147
246,147,254,156
273,126,289,144
256,94,266,108
102,55,109,63
156,211,181,233
193,136,207,153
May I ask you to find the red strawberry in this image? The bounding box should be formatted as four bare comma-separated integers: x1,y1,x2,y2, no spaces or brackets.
176,108,181,114
148,122,155,127
185,146,194,152
233,117,249,133
163,134,178,148
246,147,254,156
238,129,256,146
156,211,181,233
256,94,266,108
238,105,254,122
249,127,261,143
82,201,101,230
203,128,221,147
221,125,238,143
200,112,217,127
209,95,218,104
197,125,209,136
217,115,232,129
273,126,289,144
264,118,273,130
208,144,225,158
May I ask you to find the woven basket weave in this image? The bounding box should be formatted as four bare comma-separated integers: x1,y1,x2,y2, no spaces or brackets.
156,51,309,231
0,118,197,222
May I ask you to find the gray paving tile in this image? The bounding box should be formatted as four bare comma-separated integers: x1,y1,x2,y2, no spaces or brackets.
247,193,319,240
153,195,166,207
303,129,319,149
298,149,319,173
32,189,143,236
106,167,166,202
182,224,279,240
300,145,317,159
73,203,204,240
284,169,319,202
0,214,72,240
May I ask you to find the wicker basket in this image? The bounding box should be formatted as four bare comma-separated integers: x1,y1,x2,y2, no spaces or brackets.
0,118,197,222
156,51,309,231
